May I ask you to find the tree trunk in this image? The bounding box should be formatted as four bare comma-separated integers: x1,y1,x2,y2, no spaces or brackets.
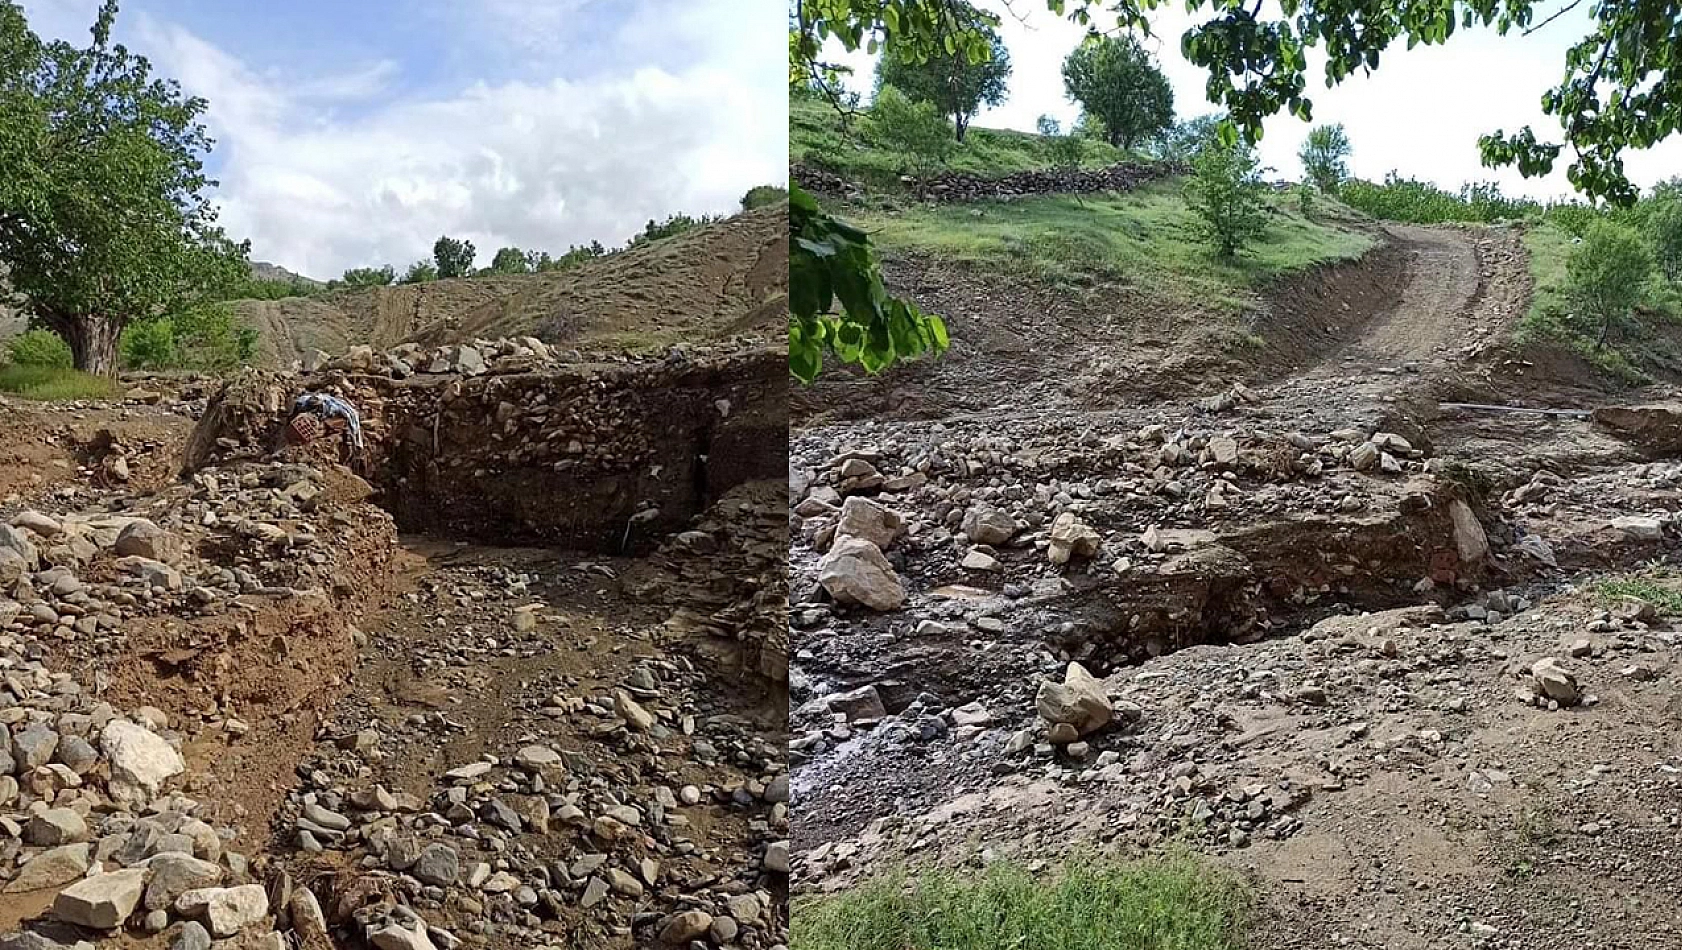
954,114,968,142
40,311,123,376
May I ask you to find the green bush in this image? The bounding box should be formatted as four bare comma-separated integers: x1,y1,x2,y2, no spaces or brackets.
1184,140,1268,257
400,260,438,284
6,329,72,368
119,318,177,369
118,305,256,371
869,84,955,180
1645,197,1682,283
1565,220,1654,348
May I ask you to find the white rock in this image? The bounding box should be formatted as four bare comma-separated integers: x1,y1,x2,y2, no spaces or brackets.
101,719,185,804
55,868,148,929
174,883,270,937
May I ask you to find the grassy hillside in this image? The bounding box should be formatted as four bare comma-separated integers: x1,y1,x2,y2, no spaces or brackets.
235,204,788,365
792,97,1125,187
856,182,1374,312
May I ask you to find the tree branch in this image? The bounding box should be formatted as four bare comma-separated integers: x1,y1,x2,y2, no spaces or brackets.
1522,0,1585,36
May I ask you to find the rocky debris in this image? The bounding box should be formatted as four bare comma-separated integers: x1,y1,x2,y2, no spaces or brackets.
191,343,784,553
833,496,905,551
267,541,789,950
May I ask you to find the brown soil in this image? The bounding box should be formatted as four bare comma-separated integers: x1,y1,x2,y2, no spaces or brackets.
0,399,192,503
237,205,788,366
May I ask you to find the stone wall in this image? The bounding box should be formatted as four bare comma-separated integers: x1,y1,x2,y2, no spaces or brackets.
792,160,1181,203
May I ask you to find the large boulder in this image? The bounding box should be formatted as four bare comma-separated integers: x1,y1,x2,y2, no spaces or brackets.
54,868,147,929
113,519,183,563
174,884,270,937
816,537,905,611
1449,500,1489,563
1048,512,1101,565
4,843,90,893
833,496,905,551
1035,662,1113,736
0,524,38,570
101,719,185,804
962,506,1018,545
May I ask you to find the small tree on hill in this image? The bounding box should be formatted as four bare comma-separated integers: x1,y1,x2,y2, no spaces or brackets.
874,0,1010,143
487,247,531,275
432,236,476,279
1299,124,1352,193
1567,221,1654,347
1146,114,1223,162
338,265,395,287
1060,34,1173,151
1645,195,1682,283
1037,115,1085,171
1184,139,1268,257
870,84,955,180
741,185,789,210
0,1,249,375
400,260,438,284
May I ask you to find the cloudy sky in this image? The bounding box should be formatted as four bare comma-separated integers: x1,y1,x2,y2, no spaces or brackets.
825,0,1682,202
19,0,787,279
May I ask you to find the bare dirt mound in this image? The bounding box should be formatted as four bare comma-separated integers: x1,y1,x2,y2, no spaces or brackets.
237,205,788,366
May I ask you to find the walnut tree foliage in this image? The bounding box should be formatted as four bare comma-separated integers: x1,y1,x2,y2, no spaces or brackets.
1060,33,1174,149
874,0,1011,143
0,0,250,375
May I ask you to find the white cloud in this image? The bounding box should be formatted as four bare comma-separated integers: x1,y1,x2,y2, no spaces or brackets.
827,1,1682,203
43,0,786,278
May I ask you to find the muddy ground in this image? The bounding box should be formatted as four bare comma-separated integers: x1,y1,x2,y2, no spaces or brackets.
789,221,1682,950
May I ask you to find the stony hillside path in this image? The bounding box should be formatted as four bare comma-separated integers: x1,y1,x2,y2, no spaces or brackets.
788,222,1682,950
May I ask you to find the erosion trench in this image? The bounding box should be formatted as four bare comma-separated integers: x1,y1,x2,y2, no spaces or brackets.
0,339,789,949
789,222,1682,949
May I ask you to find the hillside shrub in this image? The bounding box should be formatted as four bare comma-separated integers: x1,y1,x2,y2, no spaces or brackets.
1184,141,1268,257
1566,221,1655,348
6,328,72,367
119,305,257,371
1645,197,1682,282
1340,173,1541,223
869,84,955,180
741,185,788,210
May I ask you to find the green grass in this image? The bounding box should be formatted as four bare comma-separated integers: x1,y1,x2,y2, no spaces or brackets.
792,853,1250,950
1515,222,1682,383
1595,574,1682,614
853,181,1374,311
792,98,1125,189
0,364,121,401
